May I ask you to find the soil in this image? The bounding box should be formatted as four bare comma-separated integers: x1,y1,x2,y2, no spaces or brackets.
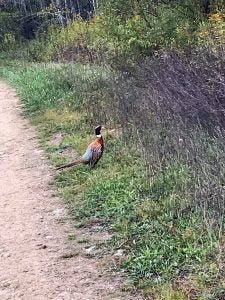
0,82,140,300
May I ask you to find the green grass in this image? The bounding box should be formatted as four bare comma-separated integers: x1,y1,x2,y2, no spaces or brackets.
1,59,224,299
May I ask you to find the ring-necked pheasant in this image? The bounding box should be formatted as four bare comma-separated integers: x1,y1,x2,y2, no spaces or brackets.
56,125,104,170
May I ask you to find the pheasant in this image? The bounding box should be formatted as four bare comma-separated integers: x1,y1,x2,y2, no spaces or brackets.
56,125,104,170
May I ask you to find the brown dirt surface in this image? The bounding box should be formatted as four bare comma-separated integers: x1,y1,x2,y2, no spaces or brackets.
0,82,141,300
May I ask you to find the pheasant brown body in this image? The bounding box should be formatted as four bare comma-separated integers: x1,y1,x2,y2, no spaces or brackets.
56,126,104,170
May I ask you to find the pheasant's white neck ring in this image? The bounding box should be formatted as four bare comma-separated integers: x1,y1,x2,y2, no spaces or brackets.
96,134,102,138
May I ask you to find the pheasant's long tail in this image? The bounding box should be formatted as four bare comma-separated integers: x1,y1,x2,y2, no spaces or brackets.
56,159,86,170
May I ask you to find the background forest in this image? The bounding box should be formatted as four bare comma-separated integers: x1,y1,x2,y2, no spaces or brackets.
1,1,225,299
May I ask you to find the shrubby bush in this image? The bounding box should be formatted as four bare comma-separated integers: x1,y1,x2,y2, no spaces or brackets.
27,1,212,62
0,12,20,51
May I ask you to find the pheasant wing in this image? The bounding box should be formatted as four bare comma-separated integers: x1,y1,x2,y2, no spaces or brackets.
90,144,103,167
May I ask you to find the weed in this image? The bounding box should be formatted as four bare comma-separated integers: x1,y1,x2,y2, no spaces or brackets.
60,252,79,259
77,237,91,244
68,234,76,241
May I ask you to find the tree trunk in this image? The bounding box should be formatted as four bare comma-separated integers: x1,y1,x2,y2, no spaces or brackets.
55,0,64,26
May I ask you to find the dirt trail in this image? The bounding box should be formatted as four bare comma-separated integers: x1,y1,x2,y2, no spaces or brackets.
0,82,135,300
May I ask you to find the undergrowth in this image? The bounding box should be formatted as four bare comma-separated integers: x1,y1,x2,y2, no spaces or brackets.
1,61,225,300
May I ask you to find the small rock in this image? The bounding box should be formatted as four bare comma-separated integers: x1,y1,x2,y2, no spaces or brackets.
36,244,47,250
114,249,124,257
3,253,11,258
18,293,24,297
23,269,29,273
48,248,58,253
85,246,95,254
2,281,10,288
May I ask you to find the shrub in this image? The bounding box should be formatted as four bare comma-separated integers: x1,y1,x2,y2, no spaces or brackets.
29,0,214,63
0,12,20,51
109,50,225,221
